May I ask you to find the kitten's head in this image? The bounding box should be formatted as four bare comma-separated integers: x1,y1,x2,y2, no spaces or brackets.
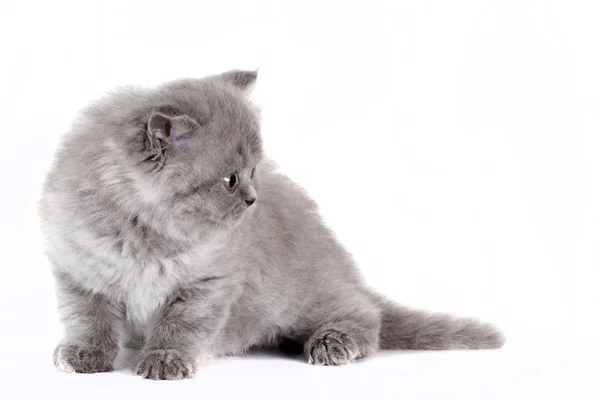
129,70,262,229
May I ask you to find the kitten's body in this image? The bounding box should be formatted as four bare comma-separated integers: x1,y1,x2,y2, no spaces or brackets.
41,71,504,379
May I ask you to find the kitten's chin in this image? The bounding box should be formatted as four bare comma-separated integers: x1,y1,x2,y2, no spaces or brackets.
209,206,254,230
212,215,245,230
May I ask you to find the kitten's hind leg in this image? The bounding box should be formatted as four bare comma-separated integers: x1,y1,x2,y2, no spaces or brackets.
305,311,380,366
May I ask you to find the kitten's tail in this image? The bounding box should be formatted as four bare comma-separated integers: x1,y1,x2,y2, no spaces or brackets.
373,294,505,350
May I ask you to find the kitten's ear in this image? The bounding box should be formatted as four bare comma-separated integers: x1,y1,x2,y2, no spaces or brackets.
220,69,258,90
148,112,200,145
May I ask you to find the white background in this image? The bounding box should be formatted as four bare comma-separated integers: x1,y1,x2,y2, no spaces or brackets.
0,0,598,398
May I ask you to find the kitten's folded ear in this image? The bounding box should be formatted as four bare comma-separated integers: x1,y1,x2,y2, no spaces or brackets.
220,69,258,90
148,112,200,145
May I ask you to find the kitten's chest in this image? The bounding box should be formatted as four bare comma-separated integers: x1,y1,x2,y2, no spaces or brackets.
107,238,226,325
118,259,177,325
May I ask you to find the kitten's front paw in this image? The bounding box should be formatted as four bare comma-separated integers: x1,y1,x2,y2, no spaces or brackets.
135,349,196,380
306,329,360,366
53,345,114,373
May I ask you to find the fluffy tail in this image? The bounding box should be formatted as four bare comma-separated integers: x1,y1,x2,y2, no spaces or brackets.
374,295,505,350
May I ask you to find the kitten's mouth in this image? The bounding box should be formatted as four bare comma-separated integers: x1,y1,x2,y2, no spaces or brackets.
225,204,253,226
197,201,253,229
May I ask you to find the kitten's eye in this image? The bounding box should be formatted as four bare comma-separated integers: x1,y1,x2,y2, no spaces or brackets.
223,173,239,192
250,167,256,179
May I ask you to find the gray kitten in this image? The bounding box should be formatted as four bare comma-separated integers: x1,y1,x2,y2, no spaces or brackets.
40,70,504,380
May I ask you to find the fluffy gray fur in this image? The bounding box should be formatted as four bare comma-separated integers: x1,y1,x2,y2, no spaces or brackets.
40,70,504,380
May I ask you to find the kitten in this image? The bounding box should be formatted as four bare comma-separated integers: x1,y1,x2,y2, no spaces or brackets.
40,70,504,380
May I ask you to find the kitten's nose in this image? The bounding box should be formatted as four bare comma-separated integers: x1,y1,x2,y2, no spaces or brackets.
242,186,257,207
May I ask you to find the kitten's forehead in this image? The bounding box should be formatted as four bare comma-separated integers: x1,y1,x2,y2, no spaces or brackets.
158,79,254,122
156,78,262,173
202,90,262,165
